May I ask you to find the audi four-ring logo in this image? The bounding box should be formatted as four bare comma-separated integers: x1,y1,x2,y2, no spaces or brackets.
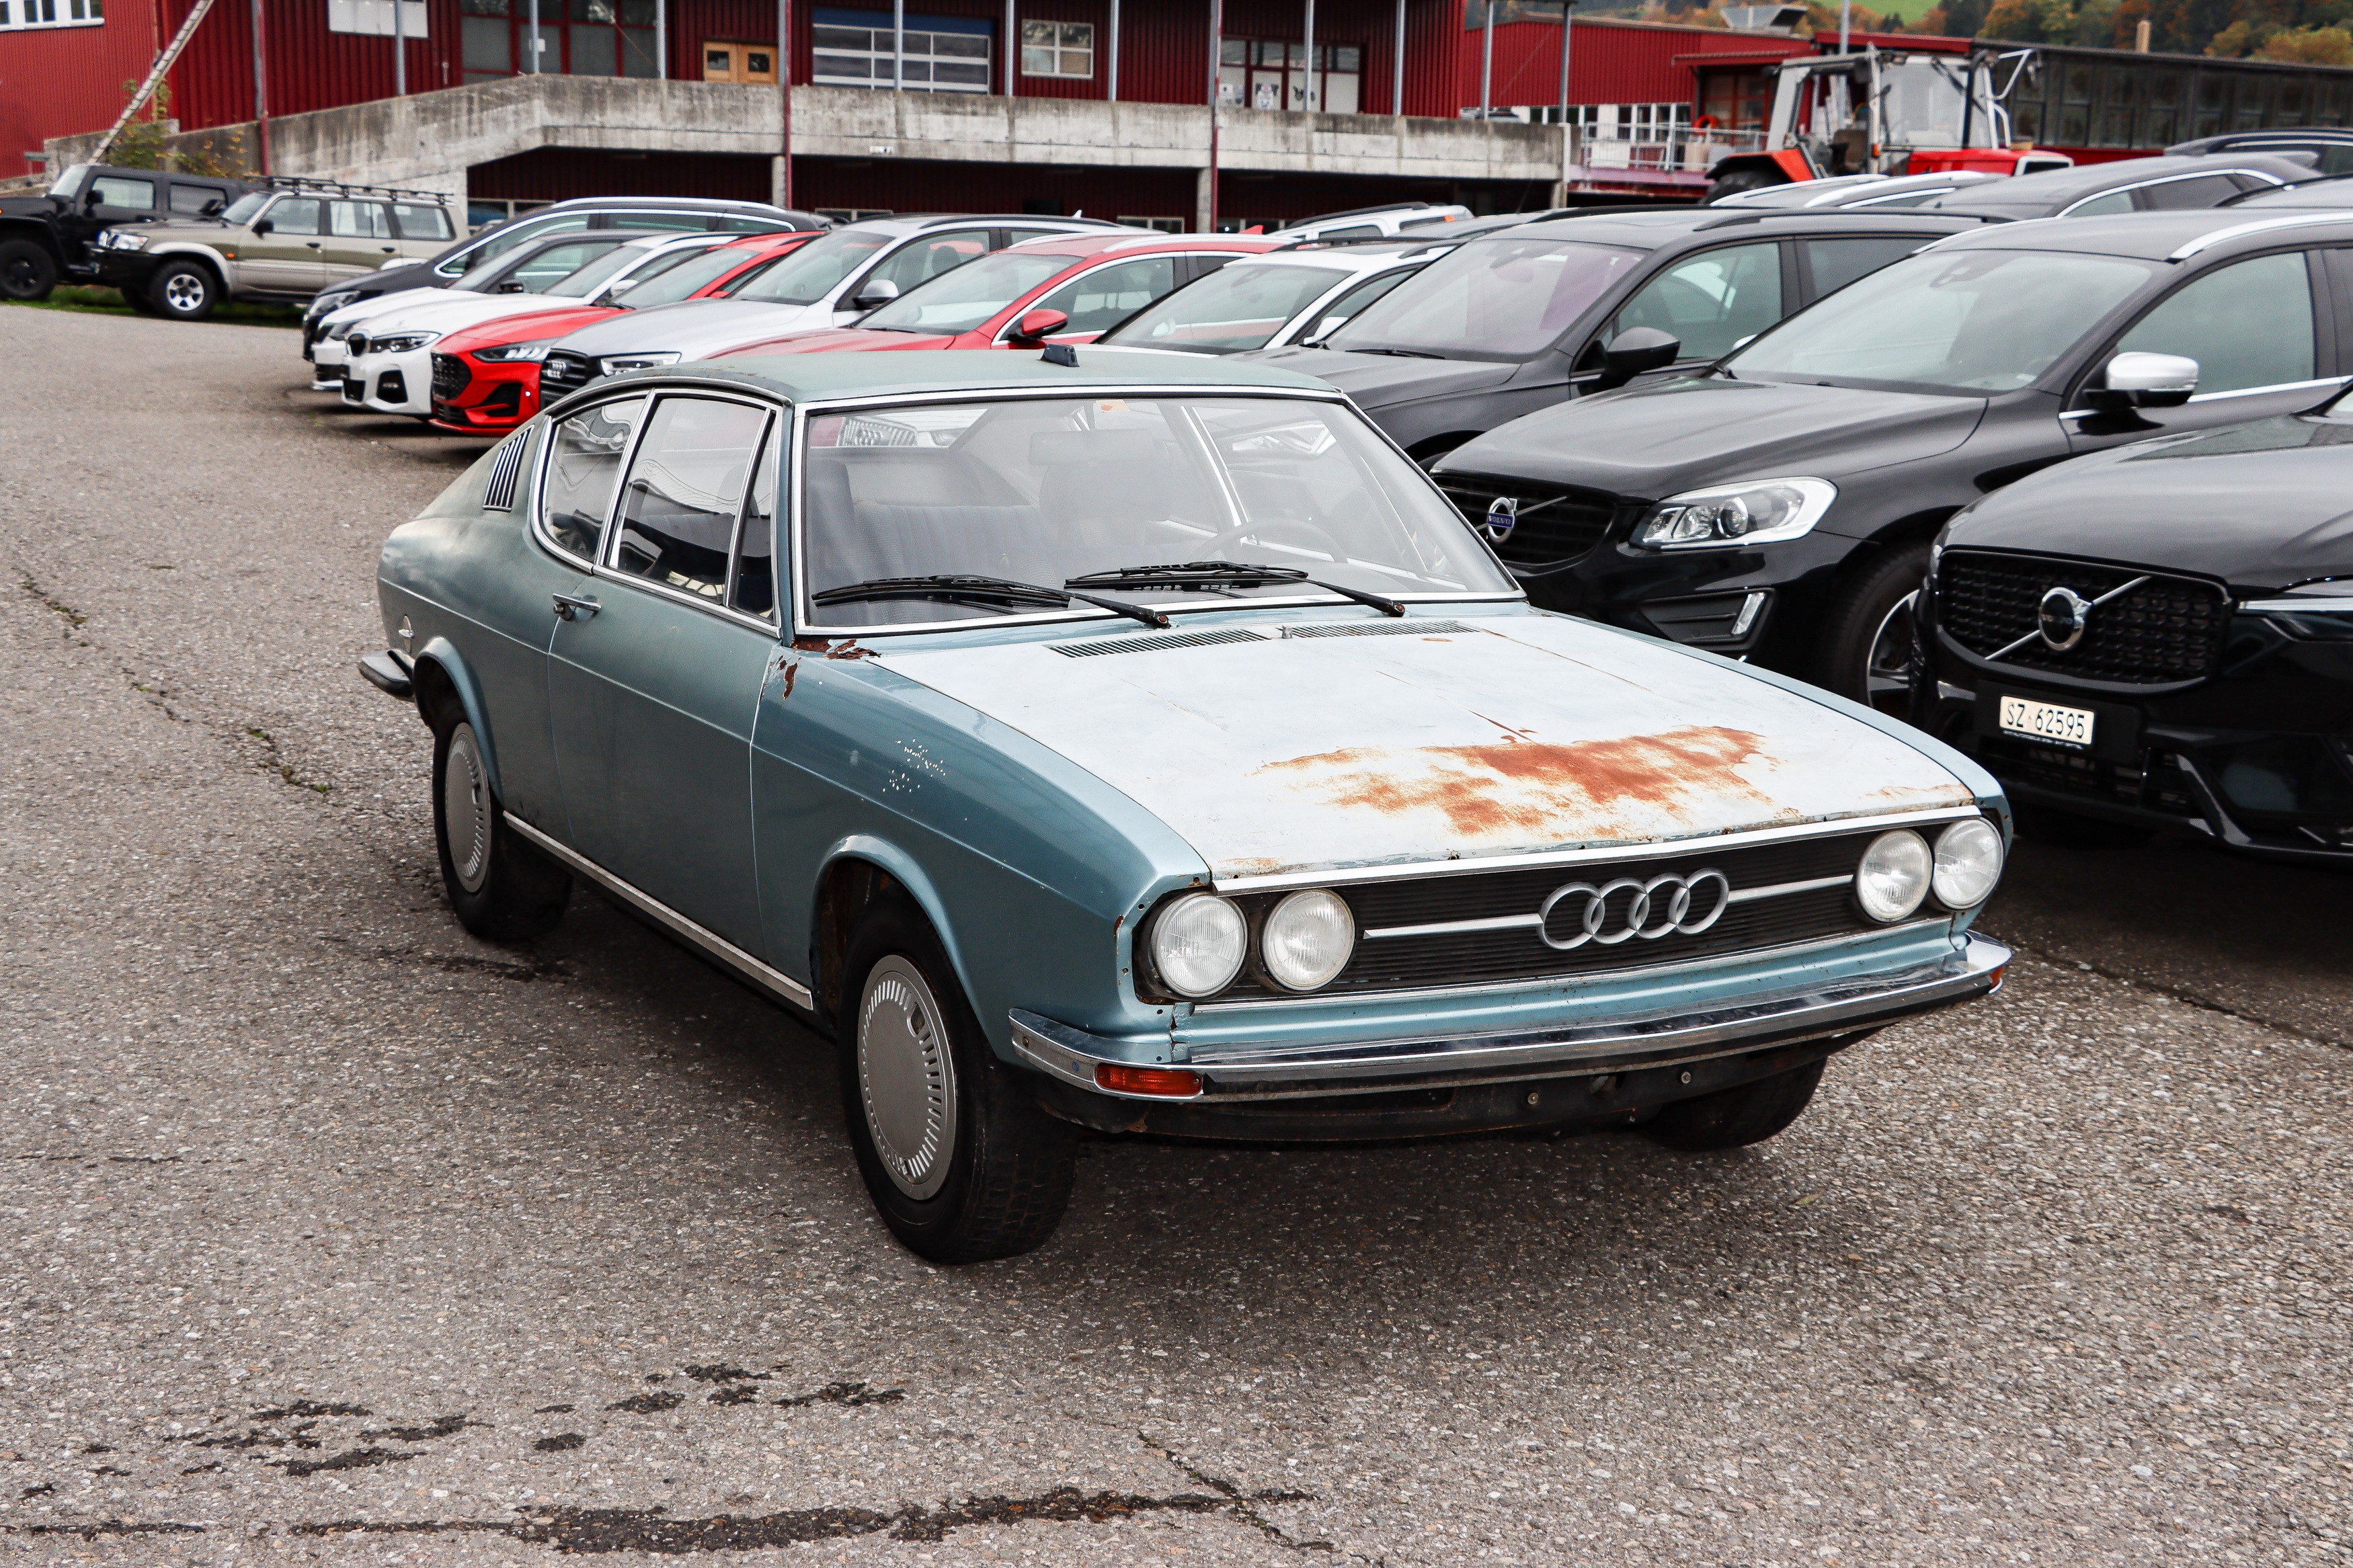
1538,869,1732,948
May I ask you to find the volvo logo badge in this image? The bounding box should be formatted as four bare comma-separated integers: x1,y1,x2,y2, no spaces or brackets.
2037,586,2094,652
1538,870,1732,950
1482,495,1519,542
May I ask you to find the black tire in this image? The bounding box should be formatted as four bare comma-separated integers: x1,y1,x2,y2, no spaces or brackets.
431,718,570,942
839,900,1075,1264
148,258,219,321
0,239,57,302
1815,542,1931,714
2012,799,2155,849
1644,1059,1826,1152
1704,169,1780,204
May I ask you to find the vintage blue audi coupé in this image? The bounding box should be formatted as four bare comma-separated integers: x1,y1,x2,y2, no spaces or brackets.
363,349,2013,1262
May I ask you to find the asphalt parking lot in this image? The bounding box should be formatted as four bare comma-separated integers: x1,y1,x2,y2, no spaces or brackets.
2,304,2349,1567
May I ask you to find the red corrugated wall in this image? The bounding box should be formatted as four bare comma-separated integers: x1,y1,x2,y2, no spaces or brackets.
1,3,163,173
1457,15,1805,112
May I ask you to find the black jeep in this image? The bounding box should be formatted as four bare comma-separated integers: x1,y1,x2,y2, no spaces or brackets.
0,162,249,302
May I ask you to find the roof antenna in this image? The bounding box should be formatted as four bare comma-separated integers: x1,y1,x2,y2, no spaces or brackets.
1041,343,1078,368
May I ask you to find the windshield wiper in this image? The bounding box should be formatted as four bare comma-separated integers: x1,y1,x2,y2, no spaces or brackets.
1349,347,1444,359
811,574,1170,628
1068,562,1405,617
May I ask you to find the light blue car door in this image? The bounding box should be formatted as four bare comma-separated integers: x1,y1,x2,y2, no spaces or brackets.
545,391,781,952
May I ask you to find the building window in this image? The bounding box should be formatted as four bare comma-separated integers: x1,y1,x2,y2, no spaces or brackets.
703,40,776,81
459,0,655,83
1020,19,1092,79
813,8,993,92
328,0,429,37
0,0,104,29
1218,40,1359,114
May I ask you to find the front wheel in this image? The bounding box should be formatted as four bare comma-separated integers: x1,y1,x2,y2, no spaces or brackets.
1815,543,1931,714
1644,1059,1826,1151
0,240,57,302
149,259,218,321
840,901,1074,1264
432,718,570,941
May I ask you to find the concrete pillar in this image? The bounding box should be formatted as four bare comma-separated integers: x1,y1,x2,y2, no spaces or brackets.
1193,166,1213,233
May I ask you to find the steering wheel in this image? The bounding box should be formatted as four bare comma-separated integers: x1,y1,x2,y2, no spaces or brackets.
1205,513,1350,563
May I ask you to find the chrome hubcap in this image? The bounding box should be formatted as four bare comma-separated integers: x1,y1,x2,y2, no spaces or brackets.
857,957,957,1201
442,725,491,894
162,273,205,312
1864,588,1919,714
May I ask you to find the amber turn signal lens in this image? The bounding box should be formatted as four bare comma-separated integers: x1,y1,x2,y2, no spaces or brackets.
1095,1063,1203,1098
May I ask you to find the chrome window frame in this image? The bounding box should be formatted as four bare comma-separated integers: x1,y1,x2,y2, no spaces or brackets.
2059,243,2331,415
2056,167,2285,218
781,382,1527,638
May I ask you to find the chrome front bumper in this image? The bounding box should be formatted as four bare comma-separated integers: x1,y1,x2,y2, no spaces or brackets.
1012,933,2009,1103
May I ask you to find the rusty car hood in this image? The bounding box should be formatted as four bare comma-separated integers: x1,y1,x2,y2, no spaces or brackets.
877,612,1975,879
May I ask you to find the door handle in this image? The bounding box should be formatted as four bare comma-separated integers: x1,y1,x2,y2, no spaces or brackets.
552,592,600,621
381,245,397,253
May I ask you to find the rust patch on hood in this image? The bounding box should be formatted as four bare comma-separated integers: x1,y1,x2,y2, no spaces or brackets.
1254,727,1776,840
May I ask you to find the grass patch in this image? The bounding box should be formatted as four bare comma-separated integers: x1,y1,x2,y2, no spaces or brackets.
3,284,301,328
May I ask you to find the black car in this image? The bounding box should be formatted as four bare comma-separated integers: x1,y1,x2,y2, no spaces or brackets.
1248,208,1987,464
1915,410,2353,864
0,161,247,302
1427,208,2353,708
1921,153,2312,220
2169,126,2353,176
298,195,830,358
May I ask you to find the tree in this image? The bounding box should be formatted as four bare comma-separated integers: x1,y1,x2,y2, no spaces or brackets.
2257,19,2353,55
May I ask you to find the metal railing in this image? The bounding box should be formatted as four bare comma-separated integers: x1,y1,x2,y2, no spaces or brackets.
1577,124,1768,173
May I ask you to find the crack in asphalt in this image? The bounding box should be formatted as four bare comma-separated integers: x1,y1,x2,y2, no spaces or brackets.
1143,1435,1332,1555
1985,936,2348,1050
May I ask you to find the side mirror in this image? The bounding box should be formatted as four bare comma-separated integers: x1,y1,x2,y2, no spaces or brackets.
1008,307,1070,344
199,197,224,217
497,279,526,293
849,277,900,311
2100,350,2198,408
251,216,274,236
1593,326,1681,392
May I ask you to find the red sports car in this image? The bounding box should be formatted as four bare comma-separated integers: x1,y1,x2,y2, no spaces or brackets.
428,229,822,434
709,232,1281,359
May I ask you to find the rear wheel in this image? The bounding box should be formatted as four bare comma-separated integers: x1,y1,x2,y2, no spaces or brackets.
1644,1059,1826,1151
149,259,218,321
840,900,1075,1264
1816,543,1931,714
0,239,57,302
1704,169,1781,204
432,718,570,941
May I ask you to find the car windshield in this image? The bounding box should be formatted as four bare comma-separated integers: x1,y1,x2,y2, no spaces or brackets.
611,244,760,306
1326,238,1643,359
221,192,271,225
50,164,89,202
859,250,1075,333
548,243,701,299
731,229,895,304
799,395,1515,628
1723,248,2157,395
1102,263,1351,354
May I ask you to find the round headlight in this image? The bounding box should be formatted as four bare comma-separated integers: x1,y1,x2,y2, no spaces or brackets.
1933,817,2004,909
1260,888,1355,991
1856,829,1932,923
1148,893,1247,998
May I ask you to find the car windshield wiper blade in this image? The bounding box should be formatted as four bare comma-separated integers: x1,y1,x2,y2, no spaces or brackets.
811,574,1170,628
1068,561,1405,617
1350,346,1444,359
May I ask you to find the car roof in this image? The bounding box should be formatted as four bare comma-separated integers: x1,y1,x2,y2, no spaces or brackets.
1925,153,2312,212
1234,245,1437,272
1921,207,2353,259
834,214,1133,238
1003,232,1281,259
1501,207,1979,249
493,229,674,261
583,346,1337,407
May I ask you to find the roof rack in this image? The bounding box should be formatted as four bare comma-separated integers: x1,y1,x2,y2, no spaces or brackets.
259,173,451,203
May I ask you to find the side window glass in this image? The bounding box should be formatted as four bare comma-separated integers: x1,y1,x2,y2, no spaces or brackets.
167,183,218,215
543,396,647,561
1000,226,1066,246
508,240,612,291
2139,175,2241,210
863,228,992,295
2117,251,2315,395
329,200,395,239
391,202,454,241
1028,256,1181,335
1605,242,1783,363
615,211,713,233
732,425,779,620
89,176,157,211
1804,237,1923,299
2065,190,2135,217
266,198,323,236
611,397,770,600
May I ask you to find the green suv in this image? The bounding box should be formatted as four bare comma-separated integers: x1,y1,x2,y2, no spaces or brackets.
93,178,457,321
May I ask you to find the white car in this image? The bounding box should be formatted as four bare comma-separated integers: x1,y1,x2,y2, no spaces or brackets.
1267,201,1474,241
336,234,732,416
1099,239,1453,356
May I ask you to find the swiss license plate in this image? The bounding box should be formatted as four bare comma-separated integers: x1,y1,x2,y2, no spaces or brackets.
1999,694,2095,749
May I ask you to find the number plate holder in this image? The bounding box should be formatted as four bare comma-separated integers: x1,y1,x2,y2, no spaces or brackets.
1973,688,2141,761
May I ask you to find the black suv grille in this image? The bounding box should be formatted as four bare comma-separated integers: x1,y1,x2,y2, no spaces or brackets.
540,349,597,400
1170,827,1905,1004
431,352,471,401
1938,550,2229,687
1433,474,1620,570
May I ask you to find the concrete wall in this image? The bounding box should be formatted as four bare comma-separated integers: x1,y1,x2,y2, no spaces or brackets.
48,75,1571,206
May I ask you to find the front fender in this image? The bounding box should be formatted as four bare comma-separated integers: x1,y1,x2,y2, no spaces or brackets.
407,634,504,800
813,833,979,1019
151,241,238,288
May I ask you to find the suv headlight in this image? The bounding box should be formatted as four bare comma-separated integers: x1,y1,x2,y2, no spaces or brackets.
105,230,150,251
1147,893,1248,999
370,330,440,354
600,351,680,374
475,340,553,363
309,291,356,318
1632,477,1835,550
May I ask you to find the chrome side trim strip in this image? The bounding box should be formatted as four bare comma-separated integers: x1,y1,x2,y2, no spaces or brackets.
502,813,815,1009
1209,804,1981,893
1012,933,2009,1101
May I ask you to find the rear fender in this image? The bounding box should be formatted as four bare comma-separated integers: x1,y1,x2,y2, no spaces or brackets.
407,636,504,800
0,216,64,261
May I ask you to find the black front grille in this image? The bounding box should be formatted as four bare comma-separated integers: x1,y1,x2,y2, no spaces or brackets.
1939,549,2229,687
1187,828,1904,1003
432,352,471,400
1434,473,1621,570
540,349,597,400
